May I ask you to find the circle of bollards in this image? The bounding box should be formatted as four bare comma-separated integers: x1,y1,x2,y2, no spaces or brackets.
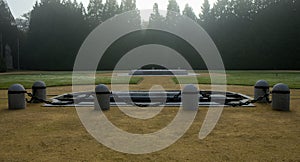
32,81,47,103
272,83,290,111
95,84,111,111
254,80,270,103
5,81,291,113
182,84,199,111
8,84,26,110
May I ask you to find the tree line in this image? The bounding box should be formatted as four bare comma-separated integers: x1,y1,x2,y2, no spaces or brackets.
0,0,19,72
0,0,299,71
199,0,299,70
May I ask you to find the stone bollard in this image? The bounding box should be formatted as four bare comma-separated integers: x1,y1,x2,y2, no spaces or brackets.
272,83,290,111
8,84,26,110
254,80,270,103
182,84,199,111
95,84,111,111
210,94,227,105
32,81,47,103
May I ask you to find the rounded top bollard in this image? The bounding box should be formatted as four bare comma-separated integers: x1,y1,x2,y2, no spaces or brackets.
95,84,110,94
8,84,26,110
32,81,46,89
182,84,199,111
255,80,269,89
272,83,290,94
182,84,198,94
8,84,26,94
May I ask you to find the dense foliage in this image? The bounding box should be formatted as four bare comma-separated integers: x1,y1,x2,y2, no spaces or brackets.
0,0,299,70
0,0,20,72
201,0,300,69
22,0,88,70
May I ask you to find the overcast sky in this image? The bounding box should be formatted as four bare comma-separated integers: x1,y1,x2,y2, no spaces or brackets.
6,0,217,18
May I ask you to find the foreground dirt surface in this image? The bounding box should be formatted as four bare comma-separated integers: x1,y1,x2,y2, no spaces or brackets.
0,76,299,161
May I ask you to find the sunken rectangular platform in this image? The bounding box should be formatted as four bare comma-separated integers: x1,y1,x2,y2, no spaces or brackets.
44,90,254,107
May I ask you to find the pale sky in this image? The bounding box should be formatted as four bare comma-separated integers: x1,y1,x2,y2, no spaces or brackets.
6,0,217,18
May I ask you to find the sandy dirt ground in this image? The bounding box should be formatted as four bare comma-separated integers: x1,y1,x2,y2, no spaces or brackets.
0,76,299,161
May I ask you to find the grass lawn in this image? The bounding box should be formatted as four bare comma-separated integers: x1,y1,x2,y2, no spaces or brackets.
0,76,299,161
173,71,300,89
0,71,143,89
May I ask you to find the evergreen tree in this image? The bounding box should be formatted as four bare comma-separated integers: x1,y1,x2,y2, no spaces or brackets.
166,0,180,27
148,3,165,28
118,0,141,28
182,4,197,21
166,0,180,17
15,12,30,32
249,0,300,69
199,0,211,23
212,0,235,21
0,0,18,71
87,0,104,28
102,0,119,21
232,0,254,20
24,0,88,70
167,0,180,13
119,0,136,12
253,0,268,13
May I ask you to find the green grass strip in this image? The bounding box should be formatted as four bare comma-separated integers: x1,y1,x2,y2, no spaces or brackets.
0,72,143,89
172,71,300,89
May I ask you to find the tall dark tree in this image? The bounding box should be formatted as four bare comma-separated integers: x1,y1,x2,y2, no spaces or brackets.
148,3,165,28
102,0,119,21
166,0,180,27
182,4,197,21
208,0,253,69
15,12,30,32
0,0,19,71
232,0,254,20
199,0,300,70
24,0,88,70
199,0,211,24
166,0,180,13
119,0,136,12
87,0,104,29
212,0,235,21
249,0,300,69
118,0,141,28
